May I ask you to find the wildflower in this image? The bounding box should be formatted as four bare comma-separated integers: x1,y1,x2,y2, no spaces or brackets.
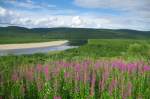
36,76,43,91
99,80,105,92
127,63,137,73
95,61,101,69
143,65,150,72
118,62,126,71
127,82,132,97
44,65,50,80
63,62,70,68
53,96,62,99
12,72,19,81
36,64,43,72
26,68,34,81
122,81,132,99
90,72,96,96
75,63,81,72
108,79,117,95
64,72,70,78
83,70,88,85
75,72,80,81
102,71,109,81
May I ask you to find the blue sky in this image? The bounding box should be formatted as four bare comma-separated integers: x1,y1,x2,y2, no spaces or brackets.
0,0,150,31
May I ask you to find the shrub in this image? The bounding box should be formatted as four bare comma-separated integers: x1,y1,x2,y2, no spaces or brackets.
127,43,150,56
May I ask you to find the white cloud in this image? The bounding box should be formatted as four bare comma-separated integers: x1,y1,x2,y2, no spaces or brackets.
73,0,150,30
71,16,84,27
74,0,150,18
0,7,149,31
74,0,150,10
0,7,6,16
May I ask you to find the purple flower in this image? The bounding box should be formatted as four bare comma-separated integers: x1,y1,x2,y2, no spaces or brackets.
127,82,132,96
109,79,117,95
12,72,19,81
64,72,70,78
143,65,150,72
63,62,70,68
127,63,137,73
53,96,62,99
75,63,81,72
26,68,34,81
122,81,132,99
44,65,50,80
99,80,105,91
90,72,96,96
36,64,43,72
95,62,101,69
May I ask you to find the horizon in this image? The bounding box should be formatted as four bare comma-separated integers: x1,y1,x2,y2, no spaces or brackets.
0,0,150,31
1,25,150,32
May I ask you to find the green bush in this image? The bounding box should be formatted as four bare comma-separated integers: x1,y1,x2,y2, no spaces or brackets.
127,43,150,56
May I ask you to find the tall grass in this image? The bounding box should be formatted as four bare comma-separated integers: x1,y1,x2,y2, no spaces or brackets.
0,59,150,99
0,39,150,99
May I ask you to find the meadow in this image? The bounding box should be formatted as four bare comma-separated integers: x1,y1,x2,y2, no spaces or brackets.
0,39,150,99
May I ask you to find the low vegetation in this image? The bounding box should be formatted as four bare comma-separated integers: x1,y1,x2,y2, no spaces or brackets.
0,39,150,98
1,59,150,99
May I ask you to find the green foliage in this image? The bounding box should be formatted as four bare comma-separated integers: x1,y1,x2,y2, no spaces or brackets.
0,39,150,99
0,26,150,44
127,43,150,57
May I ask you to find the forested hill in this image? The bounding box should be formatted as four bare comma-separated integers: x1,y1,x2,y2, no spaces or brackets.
0,26,150,39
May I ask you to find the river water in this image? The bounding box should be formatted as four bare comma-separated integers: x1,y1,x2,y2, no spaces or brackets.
0,44,77,56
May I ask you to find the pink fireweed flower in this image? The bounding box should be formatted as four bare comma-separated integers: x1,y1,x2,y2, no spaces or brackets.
118,62,126,72
26,68,34,81
112,60,127,71
90,72,96,96
36,64,43,72
44,65,50,80
12,72,19,81
102,71,109,81
99,80,105,92
74,63,81,72
64,72,70,78
63,62,70,68
83,69,89,85
108,79,117,95
75,72,80,81
99,70,109,92
82,62,88,70
127,63,137,73
53,96,62,99
122,81,132,99
95,61,101,69
143,65,150,72
53,67,60,76
36,77,43,91
127,82,132,97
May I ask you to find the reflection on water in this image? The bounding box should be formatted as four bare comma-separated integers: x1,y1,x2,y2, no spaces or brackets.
0,44,77,56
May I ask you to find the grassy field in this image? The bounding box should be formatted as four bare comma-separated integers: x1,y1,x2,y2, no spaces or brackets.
0,37,57,44
0,39,150,99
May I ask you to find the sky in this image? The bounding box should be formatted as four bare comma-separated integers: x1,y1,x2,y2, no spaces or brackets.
0,0,150,31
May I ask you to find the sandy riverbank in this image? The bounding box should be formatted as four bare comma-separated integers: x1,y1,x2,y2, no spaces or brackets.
0,40,68,50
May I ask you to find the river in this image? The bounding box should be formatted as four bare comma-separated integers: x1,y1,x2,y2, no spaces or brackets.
0,44,77,56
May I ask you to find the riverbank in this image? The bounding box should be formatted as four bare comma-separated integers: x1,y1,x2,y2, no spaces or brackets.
0,40,68,50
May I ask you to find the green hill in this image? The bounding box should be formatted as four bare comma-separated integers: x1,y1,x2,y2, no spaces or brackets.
0,26,149,44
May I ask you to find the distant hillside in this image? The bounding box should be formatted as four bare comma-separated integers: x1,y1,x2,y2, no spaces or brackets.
0,26,150,44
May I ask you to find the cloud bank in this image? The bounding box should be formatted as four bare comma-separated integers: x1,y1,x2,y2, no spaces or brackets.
0,0,150,31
